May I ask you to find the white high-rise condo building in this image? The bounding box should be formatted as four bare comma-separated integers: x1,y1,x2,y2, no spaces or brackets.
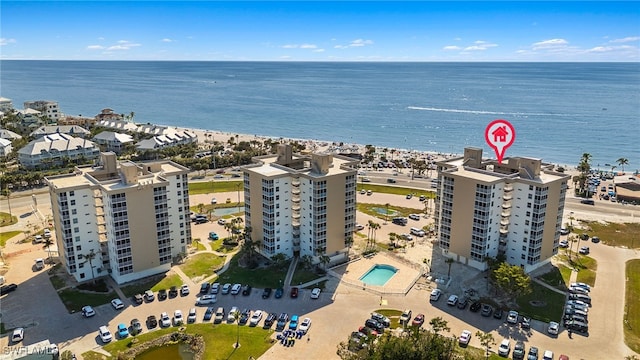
434,147,570,273
243,145,358,264
45,152,192,284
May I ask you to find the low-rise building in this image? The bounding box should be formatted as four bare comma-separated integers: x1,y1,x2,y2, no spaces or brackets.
17,133,100,169
136,131,197,151
30,125,91,139
24,100,60,121
0,128,22,141
0,138,13,157
92,131,134,154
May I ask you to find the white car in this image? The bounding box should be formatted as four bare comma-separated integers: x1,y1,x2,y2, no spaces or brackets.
111,298,124,310
559,240,569,248
11,328,24,343
98,326,112,343
458,330,472,345
447,294,459,306
507,310,519,324
430,288,442,301
228,307,239,322
408,214,421,221
231,283,242,295
548,321,559,335
498,339,511,356
180,284,190,296
310,288,321,299
160,312,171,327
174,310,184,325
187,308,197,323
299,317,312,333
249,310,263,326
82,305,96,317
355,224,365,231
569,286,589,295
570,282,591,291
196,294,217,305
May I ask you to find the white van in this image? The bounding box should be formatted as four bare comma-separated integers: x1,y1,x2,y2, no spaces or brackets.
542,350,554,360
410,227,426,237
35,258,45,270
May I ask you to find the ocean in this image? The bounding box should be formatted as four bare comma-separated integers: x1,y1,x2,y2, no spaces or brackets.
1,61,638,170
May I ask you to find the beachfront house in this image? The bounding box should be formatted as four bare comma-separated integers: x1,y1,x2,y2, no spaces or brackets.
24,100,61,121
30,125,91,139
0,138,13,158
17,133,100,169
92,131,134,154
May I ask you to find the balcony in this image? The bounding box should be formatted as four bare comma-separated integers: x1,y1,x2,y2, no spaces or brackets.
501,202,512,209
292,188,300,195
501,210,511,217
499,227,509,235
503,193,513,201
504,184,514,192
500,219,510,226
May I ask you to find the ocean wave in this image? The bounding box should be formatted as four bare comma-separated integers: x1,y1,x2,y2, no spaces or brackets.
407,106,579,117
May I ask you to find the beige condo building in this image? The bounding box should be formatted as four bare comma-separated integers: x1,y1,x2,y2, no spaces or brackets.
243,145,358,263
434,147,570,273
45,152,192,284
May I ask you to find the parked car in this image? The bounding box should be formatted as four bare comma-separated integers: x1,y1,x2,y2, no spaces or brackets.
134,293,143,304
210,282,220,294
249,310,263,326
527,346,539,360
470,301,482,312
570,282,591,291
371,312,390,327
180,284,190,296
579,246,590,254
242,284,252,296
498,339,511,356
144,290,155,302
560,227,570,235
493,308,504,319
230,283,242,295
227,307,239,322
147,315,158,328
187,308,197,323
214,307,225,323
264,313,277,327
111,298,124,310
591,236,600,243
408,213,420,220
203,307,214,321
365,318,384,332
310,287,321,299
411,313,425,327
513,341,526,359
200,282,211,294
169,286,178,298
289,315,299,330
430,288,442,301
160,312,171,327
173,310,184,325
507,310,519,324
222,283,232,294
158,289,168,300
458,330,472,345
569,293,591,304
131,318,143,334
82,306,96,317
559,240,569,248
521,317,531,329
299,317,312,334
11,328,24,343
543,350,555,360
290,287,299,298
447,294,458,306
262,288,272,299
274,287,284,298
276,313,289,330
98,326,112,343
218,218,226,225
117,323,129,338
399,309,412,325
481,304,493,317
239,308,251,324
548,321,560,335
569,286,589,295
456,297,468,309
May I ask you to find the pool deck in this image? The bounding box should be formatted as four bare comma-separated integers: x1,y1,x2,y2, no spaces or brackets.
329,252,423,295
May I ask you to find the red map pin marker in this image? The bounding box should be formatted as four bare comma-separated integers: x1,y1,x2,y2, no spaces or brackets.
484,119,516,163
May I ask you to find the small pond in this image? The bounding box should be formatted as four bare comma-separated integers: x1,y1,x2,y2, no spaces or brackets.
372,207,397,216
213,206,245,216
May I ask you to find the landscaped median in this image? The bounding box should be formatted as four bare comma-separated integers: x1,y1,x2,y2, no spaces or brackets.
624,259,640,354
84,323,275,360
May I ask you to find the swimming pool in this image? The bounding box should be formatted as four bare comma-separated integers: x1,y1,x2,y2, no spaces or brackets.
359,264,398,286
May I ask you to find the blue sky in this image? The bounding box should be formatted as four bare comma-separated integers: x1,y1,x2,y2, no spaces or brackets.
1,1,639,61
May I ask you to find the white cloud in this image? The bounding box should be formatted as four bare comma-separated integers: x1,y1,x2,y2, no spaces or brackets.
161,38,174,43
0,38,16,46
335,39,374,49
463,41,498,51
300,44,317,49
282,44,298,48
610,36,640,43
107,40,141,51
443,45,461,51
532,38,568,50
312,48,325,53
281,43,319,50
87,45,105,50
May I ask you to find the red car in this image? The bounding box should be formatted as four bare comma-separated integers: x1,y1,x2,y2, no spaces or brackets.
290,287,299,298
412,313,425,327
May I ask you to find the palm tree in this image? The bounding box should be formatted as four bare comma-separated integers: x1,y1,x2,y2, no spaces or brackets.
344,235,353,255
319,255,331,270
389,232,397,248
617,158,629,173
43,237,55,260
384,203,390,223
80,249,97,284
233,309,241,348
445,258,454,279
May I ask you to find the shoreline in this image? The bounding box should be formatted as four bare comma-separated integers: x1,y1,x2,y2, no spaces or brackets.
170,125,581,175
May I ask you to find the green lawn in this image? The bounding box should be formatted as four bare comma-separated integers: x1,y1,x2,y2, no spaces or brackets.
188,180,243,195
120,274,183,297
515,281,565,323
537,265,571,291
356,203,425,222
210,238,239,253
0,230,22,246
290,262,323,286
98,323,274,360
624,259,640,354
356,183,436,198
580,221,640,249
179,253,226,280
375,309,403,329
0,213,18,228
217,256,285,288
58,288,116,313
561,253,598,287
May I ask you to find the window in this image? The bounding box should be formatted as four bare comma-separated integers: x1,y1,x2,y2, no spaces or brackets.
73,218,78,224
70,200,76,206
76,245,82,251
79,273,85,279
69,191,75,196
71,209,77,215
74,227,79,233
